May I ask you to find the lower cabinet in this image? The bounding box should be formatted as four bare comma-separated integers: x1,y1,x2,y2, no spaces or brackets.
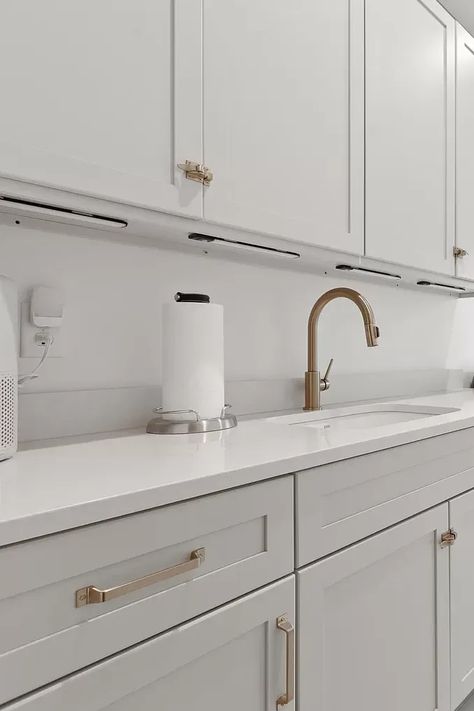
9,484,474,711
450,489,474,709
6,576,295,711
298,505,450,711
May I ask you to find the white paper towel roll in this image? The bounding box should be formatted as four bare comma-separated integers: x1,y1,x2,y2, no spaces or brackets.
162,300,224,420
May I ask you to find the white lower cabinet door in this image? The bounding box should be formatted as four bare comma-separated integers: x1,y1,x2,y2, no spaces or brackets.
7,577,295,711
450,490,474,709
298,505,450,711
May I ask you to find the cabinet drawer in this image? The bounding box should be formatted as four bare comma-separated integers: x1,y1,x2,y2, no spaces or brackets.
4,576,295,711
0,477,293,704
296,427,474,566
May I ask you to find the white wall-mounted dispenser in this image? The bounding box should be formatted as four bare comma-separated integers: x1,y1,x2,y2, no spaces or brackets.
0,275,18,461
30,286,64,328
147,292,237,434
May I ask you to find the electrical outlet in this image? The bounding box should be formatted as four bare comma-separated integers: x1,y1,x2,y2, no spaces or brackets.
20,302,64,358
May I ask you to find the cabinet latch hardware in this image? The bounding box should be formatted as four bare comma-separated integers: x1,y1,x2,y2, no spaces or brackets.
454,247,469,258
177,160,213,186
440,528,458,548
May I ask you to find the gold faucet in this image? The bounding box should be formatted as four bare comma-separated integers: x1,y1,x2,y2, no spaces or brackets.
304,287,380,411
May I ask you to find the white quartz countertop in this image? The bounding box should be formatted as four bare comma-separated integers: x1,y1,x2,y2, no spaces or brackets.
2,390,474,547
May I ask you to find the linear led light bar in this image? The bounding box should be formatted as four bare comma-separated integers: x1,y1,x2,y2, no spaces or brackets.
417,280,466,292
0,195,128,230
188,233,300,259
336,264,402,280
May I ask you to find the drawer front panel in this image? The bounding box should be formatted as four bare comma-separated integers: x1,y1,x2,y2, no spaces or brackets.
4,577,295,711
0,477,293,704
296,427,474,566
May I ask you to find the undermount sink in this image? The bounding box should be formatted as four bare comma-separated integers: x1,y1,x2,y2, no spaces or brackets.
266,403,460,431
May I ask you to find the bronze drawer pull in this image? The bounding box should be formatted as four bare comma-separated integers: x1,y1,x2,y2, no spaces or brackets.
276,615,295,708
75,548,206,608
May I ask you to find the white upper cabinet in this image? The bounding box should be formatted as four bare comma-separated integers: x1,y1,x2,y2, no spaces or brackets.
365,0,456,275
455,24,474,281
0,0,203,216
201,0,365,255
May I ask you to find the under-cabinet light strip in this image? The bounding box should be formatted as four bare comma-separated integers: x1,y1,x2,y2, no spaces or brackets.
335,264,401,280
188,233,300,259
0,195,128,230
417,280,466,293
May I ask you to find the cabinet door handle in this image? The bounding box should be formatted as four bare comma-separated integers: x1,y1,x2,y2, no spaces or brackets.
75,548,206,608
276,615,295,708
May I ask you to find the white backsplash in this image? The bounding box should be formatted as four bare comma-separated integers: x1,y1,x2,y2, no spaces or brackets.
0,223,473,440
18,369,467,443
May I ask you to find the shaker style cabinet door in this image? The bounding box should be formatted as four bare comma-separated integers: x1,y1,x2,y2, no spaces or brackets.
298,505,450,711
0,1,203,216
450,489,474,709
365,0,456,275
6,578,295,711
202,0,365,254
455,24,474,281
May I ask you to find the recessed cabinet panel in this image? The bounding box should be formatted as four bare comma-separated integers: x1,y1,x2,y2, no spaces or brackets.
455,25,474,281
5,578,295,711
202,0,364,254
450,489,474,709
298,505,450,711
0,0,203,215
365,0,455,275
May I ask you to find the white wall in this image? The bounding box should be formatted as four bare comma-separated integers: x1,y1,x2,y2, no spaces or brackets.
0,223,465,396
448,298,474,373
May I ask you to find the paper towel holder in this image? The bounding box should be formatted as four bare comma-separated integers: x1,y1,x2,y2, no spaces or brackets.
146,405,237,435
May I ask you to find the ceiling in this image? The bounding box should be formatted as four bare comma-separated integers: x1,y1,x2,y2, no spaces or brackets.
438,0,474,34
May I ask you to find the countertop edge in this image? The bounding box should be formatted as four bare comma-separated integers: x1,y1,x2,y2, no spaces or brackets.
2,400,474,547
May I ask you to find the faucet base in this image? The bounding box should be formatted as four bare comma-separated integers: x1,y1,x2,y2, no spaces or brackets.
304,371,322,411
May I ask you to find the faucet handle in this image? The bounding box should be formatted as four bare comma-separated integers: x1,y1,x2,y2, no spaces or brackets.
321,358,334,392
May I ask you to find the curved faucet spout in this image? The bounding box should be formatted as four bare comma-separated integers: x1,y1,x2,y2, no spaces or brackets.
305,287,380,411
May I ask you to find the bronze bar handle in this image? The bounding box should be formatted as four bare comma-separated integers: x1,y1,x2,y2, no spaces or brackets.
276,615,295,708
75,548,206,608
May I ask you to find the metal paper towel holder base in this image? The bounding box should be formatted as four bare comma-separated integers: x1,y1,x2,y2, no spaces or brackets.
146,405,237,435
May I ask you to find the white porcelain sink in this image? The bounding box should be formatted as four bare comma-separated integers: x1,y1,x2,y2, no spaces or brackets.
266,403,460,431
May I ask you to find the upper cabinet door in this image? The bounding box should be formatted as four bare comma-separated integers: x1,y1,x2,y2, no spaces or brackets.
365,0,456,275
202,0,364,255
0,1,203,216
455,25,474,281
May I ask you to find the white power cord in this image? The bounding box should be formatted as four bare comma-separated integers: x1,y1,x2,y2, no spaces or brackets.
18,331,55,386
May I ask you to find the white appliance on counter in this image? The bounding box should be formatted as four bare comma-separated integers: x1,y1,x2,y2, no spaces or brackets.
0,275,17,460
